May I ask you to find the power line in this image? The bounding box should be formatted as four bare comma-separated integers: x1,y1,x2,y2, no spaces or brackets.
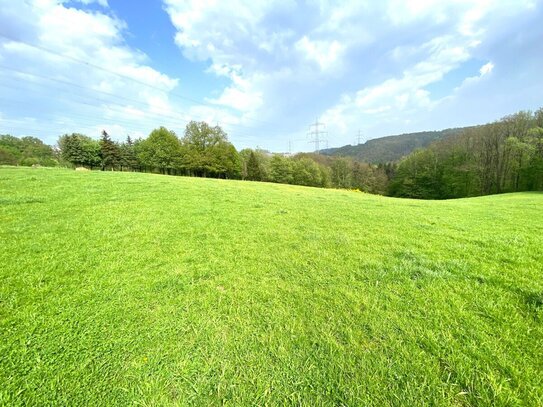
0,64,181,118
0,77,301,151
0,66,272,143
0,65,277,136
0,90,194,135
0,33,287,129
0,92,196,135
0,38,314,151
307,118,327,153
0,37,325,150
1,115,301,155
0,96,261,147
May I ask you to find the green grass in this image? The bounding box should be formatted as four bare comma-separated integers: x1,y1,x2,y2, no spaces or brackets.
1,167,542,406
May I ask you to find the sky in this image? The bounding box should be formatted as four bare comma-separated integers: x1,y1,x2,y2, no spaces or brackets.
0,0,542,152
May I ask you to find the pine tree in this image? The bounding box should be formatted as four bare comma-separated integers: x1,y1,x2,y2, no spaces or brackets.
99,130,120,171
120,135,138,171
58,133,100,168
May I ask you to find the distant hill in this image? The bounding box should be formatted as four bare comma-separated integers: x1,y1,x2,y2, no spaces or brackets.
321,127,468,163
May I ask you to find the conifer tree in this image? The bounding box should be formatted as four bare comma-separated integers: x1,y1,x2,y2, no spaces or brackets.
99,130,120,171
120,135,138,171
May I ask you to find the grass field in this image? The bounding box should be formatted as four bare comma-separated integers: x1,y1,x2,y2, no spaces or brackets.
1,167,542,406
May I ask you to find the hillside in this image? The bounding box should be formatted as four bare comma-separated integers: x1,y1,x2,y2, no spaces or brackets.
1,167,542,406
321,127,468,163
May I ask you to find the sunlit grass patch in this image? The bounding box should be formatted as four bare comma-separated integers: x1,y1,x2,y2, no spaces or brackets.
1,167,542,406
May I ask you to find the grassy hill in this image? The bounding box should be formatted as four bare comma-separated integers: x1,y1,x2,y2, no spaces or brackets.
321,128,467,163
1,167,542,406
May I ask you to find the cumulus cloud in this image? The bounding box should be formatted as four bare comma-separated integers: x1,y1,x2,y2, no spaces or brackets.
1,0,541,152
163,0,542,150
0,0,181,143
294,36,345,71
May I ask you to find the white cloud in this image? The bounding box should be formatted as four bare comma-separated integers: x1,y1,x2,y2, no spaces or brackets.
320,34,475,136
1,0,541,152
162,0,541,150
316,2,539,145
294,36,345,71
479,61,494,76
75,0,109,7
209,83,262,112
449,61,495,94
0,0,183,143
385,0,449,25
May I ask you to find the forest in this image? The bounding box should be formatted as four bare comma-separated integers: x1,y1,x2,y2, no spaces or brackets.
1,108,542,199
390,109,543,198
321,128,465,163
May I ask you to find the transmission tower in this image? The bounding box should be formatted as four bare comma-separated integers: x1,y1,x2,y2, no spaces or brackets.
357,130,363,145
307,118,328,153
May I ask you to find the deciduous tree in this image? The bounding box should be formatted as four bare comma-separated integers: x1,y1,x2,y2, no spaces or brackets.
137,127,182,174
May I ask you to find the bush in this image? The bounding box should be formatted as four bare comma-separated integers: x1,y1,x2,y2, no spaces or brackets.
20,157,40,167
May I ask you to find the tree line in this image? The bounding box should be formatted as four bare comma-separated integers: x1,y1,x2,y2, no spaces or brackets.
1,108,541,198
51,120,391,192
389,108,543,198
0,135,57,167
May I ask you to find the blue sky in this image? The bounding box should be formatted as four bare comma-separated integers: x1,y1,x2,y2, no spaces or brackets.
0,0,542,152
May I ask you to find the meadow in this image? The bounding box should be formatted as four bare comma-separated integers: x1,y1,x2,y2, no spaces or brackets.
1,167,542,406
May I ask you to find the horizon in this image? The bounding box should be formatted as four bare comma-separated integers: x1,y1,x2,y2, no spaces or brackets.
0,112,518,153
1,0,542,152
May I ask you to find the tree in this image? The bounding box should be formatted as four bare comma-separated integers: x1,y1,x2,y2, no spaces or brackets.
0,135,57,166
182,121,240,178
386,107,543,199
319,165,332,188
246,150,264,181
438,145,478,198
389,149,444,198
535,108,543,128
331,157,352,188
240,148,270,180
20,137,56,165
210,141,241,179
352,162,375,192
99,130,120,171
119,135,139,171
58,133,100,168
239,149,252,180
137,127,182,174
0,146,19,165
292,158,322,187
0,135,22,165
521,127,543,190
505,136,534,191
269,154,294,184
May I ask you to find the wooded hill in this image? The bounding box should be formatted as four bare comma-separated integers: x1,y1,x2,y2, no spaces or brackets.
321,128,467,163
